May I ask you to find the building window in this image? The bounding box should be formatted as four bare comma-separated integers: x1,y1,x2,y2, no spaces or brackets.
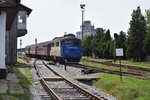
18,11,27,23
51,43,54,47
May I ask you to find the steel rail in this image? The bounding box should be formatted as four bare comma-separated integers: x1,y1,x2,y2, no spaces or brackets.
33,60,61,100
43,61,104,100
82,58,150,72
68,63,150,79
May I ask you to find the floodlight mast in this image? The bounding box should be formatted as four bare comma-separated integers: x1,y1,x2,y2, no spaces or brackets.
80,4,85,39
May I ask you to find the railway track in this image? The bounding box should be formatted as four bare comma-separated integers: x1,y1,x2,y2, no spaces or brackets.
67,63,150,79
33,59,105,100
82,58,150,72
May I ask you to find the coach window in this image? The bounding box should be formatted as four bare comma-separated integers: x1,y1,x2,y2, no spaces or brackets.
56,42,59,47
51,43,54,47
43,45,46,47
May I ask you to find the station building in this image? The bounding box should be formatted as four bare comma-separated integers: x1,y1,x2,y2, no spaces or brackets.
0,0,32,79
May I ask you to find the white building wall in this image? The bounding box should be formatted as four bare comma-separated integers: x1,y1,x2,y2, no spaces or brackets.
0,11,6,69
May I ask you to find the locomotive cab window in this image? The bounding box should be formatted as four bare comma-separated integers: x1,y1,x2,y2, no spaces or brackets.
64,41,72,46
74,41,80,46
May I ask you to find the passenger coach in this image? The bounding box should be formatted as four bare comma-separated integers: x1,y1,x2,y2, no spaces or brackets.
25,34,82,63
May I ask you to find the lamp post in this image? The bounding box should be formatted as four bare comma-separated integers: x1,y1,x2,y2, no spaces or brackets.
80,4,85,39
35,38,37,44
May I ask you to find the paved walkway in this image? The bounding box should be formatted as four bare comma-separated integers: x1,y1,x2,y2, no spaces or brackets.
0,73,24,94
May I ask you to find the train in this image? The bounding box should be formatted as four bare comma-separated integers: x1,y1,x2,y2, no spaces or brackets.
25,34,82,63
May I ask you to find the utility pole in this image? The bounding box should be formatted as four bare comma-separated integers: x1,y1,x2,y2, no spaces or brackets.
80,4,85,39
35,38,37,44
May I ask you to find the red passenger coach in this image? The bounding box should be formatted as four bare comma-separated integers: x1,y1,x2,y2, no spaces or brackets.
36,42,50,56
25,41,51,59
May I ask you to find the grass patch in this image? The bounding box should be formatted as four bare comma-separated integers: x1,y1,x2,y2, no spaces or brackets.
93,73,150,100
10,97,19,100
13,66,32,87
83,56,113,62
12,66,32,100
0,95,3,100
6,89,10,95
117,60,150,67
67,71,77,77
24,68,33,83
18,55,28,62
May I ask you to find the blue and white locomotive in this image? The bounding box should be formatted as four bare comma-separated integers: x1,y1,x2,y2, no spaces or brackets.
25,34,82,63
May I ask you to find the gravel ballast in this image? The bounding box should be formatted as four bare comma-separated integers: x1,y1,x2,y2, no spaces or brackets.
29,59,117,100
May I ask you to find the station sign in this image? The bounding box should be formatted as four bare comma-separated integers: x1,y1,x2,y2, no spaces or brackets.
116,48,124,57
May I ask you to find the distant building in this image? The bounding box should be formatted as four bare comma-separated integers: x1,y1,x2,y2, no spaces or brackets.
76,21,96,39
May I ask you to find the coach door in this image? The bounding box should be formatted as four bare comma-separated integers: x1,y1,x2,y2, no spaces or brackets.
47,44,51,55
35,46,37,55
28,47,30,54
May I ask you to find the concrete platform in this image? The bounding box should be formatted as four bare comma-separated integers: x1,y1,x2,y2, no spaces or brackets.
0,73,24,94
0,79,8,93
7,73,24,94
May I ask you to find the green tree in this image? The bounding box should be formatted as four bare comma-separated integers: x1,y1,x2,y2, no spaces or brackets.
82,35,93,56
94,28,105,58
115,31,127,58
117,31,126,48
144,9,150,55
91,36,97,58
101,29,113,58
126,6,147,61
82,28,114,59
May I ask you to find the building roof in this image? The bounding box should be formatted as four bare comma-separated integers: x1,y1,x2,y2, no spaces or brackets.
19,4,32,16
0,0,21,7
0,3,32,15
0,1,32,30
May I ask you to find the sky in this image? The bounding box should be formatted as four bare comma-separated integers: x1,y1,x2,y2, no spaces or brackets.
17,0,150,48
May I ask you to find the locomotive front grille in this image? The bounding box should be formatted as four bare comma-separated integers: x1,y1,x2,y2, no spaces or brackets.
70,48,75,52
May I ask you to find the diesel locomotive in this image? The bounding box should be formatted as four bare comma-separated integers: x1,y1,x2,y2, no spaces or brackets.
25,34,82,63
